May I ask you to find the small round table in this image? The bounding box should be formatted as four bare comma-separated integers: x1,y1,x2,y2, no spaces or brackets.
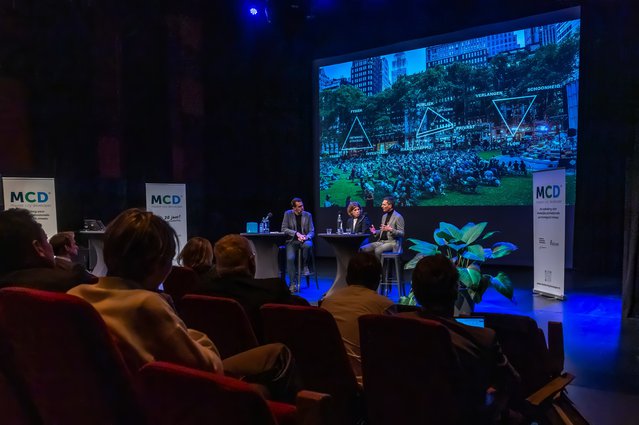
240,232,287,278
319,233,369,297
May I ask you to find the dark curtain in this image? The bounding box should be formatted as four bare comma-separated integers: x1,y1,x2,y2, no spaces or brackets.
623,108,639,318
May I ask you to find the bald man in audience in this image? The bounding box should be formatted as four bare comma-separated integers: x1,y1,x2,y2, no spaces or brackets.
0,208,96,291
321,252,396,386
190,234,298,340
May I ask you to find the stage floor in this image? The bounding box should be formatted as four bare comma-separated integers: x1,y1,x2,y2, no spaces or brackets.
294,259,639,425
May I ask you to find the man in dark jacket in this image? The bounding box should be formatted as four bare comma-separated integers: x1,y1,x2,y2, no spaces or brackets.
0,208,96,291
281,197,315,291
190,234,297,340
400,254,520,424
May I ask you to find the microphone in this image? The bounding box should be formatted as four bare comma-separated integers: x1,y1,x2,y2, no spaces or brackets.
262,212,273,221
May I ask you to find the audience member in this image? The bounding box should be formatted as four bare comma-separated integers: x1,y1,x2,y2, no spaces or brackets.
361,196,404,260
68,208,298,401
281,197,315,292
178,236,217,282
191,234,297,340
0,208,96,291
49,231,97,278
401,254,520,423
49,231,78,268
321,252,396,386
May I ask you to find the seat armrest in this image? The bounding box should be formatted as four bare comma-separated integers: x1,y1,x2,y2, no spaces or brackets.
296,390,333,425
525,373,574,407
547,321,565,376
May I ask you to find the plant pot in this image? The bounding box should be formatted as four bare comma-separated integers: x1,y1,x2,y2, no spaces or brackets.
454,287,475,315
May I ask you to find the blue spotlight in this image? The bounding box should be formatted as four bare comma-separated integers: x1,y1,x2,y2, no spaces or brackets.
249,7,259,16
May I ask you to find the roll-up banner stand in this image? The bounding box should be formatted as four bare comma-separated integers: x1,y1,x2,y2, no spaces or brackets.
2,177,58,238
532,168,566,300
145,183,188,263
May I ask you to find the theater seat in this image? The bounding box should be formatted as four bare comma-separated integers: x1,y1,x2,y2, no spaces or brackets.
0,287,144,424
358,314,463,425
162,266,200,312
179,294,259,359
260,304,361,425
136,361,333,425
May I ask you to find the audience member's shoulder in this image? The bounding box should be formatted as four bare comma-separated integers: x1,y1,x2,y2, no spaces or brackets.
253,277,290,290
70,264,99,284
0,267,93,293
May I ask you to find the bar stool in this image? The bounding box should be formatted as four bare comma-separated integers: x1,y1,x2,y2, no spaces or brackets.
279,244,319,292
379,241,405,297
296,244,319,292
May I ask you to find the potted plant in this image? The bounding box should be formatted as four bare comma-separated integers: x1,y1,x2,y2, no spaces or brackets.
399,222,518,310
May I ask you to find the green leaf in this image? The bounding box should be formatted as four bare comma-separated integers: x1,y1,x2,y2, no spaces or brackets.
398,291,418,306
458,266,481,290
407,239,439,255
404,254,425,270
480,231,499,241
491,242,518,259
462,244,485,262
489,272,514,301
434,229,452,245
461,222,487,245
440,222,463,241
465,288,480,304
459,222,476,235
447,242,467,252
476,275,492,302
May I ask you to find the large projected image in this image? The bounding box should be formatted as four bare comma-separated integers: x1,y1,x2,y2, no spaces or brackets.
317,18,580,208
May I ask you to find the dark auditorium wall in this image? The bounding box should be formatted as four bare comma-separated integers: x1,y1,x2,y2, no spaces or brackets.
0,0,636,277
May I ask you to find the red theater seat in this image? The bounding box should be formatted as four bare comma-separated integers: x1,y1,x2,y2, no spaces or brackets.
0,287,144,424
136,361,333,425
180,294,259,359
260,304,361,425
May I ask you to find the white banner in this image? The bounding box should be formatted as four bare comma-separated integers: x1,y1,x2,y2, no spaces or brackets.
533,168,566,299
145,183,188,261
2,177,58,238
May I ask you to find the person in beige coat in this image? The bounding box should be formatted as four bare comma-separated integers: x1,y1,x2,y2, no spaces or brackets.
69,208,298,401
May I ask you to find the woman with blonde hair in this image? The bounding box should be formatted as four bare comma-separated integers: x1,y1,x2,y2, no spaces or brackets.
178,237,214,273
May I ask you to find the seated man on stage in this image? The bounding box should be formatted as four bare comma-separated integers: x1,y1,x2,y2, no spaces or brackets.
281,197,314,292
345,201,371,234
360,196,404,260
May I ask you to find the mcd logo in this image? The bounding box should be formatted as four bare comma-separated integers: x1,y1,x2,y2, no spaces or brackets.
535,185,561,199
10,191,49,203
151,195,182,205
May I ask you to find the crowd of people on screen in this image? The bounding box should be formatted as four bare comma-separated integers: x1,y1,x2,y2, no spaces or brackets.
320,147,535,207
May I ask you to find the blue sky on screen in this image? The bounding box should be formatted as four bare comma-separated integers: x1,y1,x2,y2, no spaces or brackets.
320,30,526,80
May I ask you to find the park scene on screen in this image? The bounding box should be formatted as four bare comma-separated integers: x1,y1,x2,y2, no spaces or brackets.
317,16,580,208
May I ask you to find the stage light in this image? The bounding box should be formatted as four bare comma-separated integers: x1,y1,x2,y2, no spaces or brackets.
249,7,259,16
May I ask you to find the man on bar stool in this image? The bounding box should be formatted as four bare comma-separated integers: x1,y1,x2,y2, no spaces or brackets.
360,196,404,260
281,197,315,292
